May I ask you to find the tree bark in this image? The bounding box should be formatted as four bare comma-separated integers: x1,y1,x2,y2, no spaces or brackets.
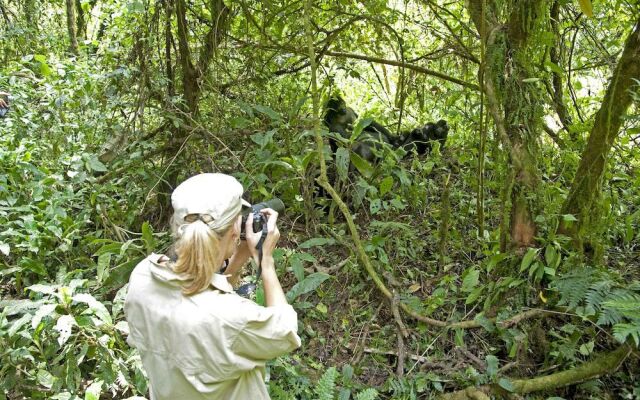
174,0,200,114
161,0,230,204
467,0,545,249
559,18,640,248
174,0,229,115
65,0,79,55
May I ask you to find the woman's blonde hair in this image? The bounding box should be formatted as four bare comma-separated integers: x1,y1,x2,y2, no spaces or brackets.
169,213,237,295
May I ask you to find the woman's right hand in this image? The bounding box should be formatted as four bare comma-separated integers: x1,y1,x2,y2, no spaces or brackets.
245,208,280,262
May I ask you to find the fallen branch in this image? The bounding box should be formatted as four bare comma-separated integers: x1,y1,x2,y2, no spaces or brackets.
439,345,632,399
401,306,546,330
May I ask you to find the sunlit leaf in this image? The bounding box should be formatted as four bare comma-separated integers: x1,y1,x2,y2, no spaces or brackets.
577,0,594,17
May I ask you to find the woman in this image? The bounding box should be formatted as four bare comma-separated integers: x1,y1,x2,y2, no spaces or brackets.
125,173,301,399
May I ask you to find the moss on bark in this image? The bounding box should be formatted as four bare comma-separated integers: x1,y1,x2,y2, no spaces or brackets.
559,19,640,250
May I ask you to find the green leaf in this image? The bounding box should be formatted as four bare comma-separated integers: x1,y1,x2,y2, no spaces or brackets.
454,329,464,347
485,355,498,379
253,104,281,121
336,147,350,180
498,378,515,392
465,286,484,304
27,283,58,296
0,242,10,256
577,0,593,17
544,245,558,268
350,152,373,178
351,118,374,141
369,198,382,214
85,155,108,172
95,242,122,256
299,237,335,249
141,221,155,253
379,176,393,196
250,129,276,148
32,304,57,329
20,258,48,276
103,256,143,288
8,313,32,337
289,254,306,282
562,214,578,222
355,388,378,400
73,293,112,325
97,253,111,284
520,248,538,273
461,268,480,292
84,380,104,400
544,61,564,75
475,314,496,332
37,369,56,390
286,272,331,302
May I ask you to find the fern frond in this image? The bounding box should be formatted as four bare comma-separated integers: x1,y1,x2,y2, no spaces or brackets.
315,367,338,400
599,292,640,325
612,323,640,347
355,388,379,400
585,280,612,315
553,267,594,309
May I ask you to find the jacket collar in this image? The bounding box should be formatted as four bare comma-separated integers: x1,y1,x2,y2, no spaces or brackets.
148,253,234,293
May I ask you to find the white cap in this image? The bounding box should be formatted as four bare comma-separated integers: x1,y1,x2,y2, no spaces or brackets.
171,173,251,229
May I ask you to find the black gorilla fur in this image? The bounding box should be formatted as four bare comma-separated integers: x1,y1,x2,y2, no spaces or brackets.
323,95,449,162
398,119,449,155
323,96,395,161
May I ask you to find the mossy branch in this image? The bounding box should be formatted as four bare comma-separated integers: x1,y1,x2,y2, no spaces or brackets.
439,345,632,399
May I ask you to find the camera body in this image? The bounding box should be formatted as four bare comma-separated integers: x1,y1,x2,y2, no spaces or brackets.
240,198,285,237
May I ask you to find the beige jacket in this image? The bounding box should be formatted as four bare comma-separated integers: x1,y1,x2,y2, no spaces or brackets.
124,254,301,400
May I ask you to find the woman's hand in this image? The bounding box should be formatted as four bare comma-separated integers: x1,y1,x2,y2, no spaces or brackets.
246,209,288,307
245,208,280,262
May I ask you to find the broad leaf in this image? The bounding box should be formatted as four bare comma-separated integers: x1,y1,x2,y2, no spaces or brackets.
286,272,331,302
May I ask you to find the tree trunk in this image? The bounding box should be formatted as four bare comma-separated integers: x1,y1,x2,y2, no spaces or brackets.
559,18,640,249
175,0,200,115
549,0,575,142
467,0,545,249
65,0,79,55
160,0,230,209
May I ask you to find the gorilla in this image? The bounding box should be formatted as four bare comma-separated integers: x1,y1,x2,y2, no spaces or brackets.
323,95,449,162
398,119,449,155
323,95,396,162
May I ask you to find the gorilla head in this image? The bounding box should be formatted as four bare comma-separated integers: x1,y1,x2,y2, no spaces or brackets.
402,119,449,155
323,96,358,151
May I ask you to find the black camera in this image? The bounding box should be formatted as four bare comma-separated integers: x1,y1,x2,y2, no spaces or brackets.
235,198,285,298
240,198,285,237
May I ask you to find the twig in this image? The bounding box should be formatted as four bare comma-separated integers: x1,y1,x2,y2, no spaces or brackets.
455,347,486,372
396,331,406,377
351,303,383,364
390,292,409,339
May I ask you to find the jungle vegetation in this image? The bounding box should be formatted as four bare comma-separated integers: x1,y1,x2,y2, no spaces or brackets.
0,0,639,399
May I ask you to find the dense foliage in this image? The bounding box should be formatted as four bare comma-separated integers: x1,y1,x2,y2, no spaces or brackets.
0,0,639,399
